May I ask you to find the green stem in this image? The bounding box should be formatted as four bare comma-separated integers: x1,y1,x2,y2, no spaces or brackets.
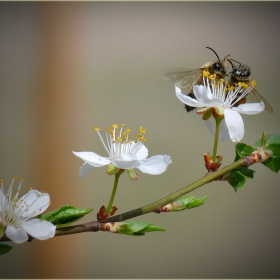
106,171,123,213
108,158,244,222
212,117,223,162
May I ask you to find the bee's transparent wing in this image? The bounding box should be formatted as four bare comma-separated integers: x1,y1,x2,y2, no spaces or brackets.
164,69,202,89
247,88,273,113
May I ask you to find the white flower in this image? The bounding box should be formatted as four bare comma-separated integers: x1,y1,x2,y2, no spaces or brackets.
0,177,56,244
73,124,172,179
175,71,265,142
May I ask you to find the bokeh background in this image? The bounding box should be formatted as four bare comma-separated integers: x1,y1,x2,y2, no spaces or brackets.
1,2,280,278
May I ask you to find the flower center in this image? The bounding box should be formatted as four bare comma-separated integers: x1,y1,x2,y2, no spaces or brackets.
202,70,257,108
0,177,50,227
94,124,147,160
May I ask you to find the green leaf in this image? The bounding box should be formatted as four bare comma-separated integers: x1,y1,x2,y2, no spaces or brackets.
119,221,165,236
265,144,280,157
234,143,254,161
255,134,280,149
261,131,268,147
40,205,93,228
169,195,209,211
226,170,247,192
234,167,255,179
187,196,209,209
261,156,280,173
0,243,13,255
255,134,280,173
224,166,254,192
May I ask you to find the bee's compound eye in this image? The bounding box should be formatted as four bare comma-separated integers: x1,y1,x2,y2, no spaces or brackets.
213,63,226,74
234,67,250,78
240,68,250,78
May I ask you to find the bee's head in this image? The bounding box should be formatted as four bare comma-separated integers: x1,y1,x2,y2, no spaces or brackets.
206,47,228,78
212,62,227,76
227,58,251,80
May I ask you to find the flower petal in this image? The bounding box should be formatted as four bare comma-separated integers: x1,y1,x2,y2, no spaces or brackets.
193,85,224,107
21,219,56,240
224,108,244,142
232,101,265,115
73,151,110,167
175,86,205,107
6,225,28,244
17,190,50,217
79,162,96,179
138,155,172,175
134,144,148,160
205,116,230,142
112,153,141,169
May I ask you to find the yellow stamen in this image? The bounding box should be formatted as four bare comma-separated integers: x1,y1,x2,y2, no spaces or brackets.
251,80,257,87
203,70,210,77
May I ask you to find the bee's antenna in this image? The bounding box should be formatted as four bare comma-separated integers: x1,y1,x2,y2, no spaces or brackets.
224,54,230,61
227,58,234,68
228,58,242,67
206,47,220,60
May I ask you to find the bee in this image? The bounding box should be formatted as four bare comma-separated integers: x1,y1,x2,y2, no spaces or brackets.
165,47,229,112
227,58,273,113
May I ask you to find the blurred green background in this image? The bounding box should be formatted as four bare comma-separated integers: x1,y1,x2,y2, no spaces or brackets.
1,2,280,278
